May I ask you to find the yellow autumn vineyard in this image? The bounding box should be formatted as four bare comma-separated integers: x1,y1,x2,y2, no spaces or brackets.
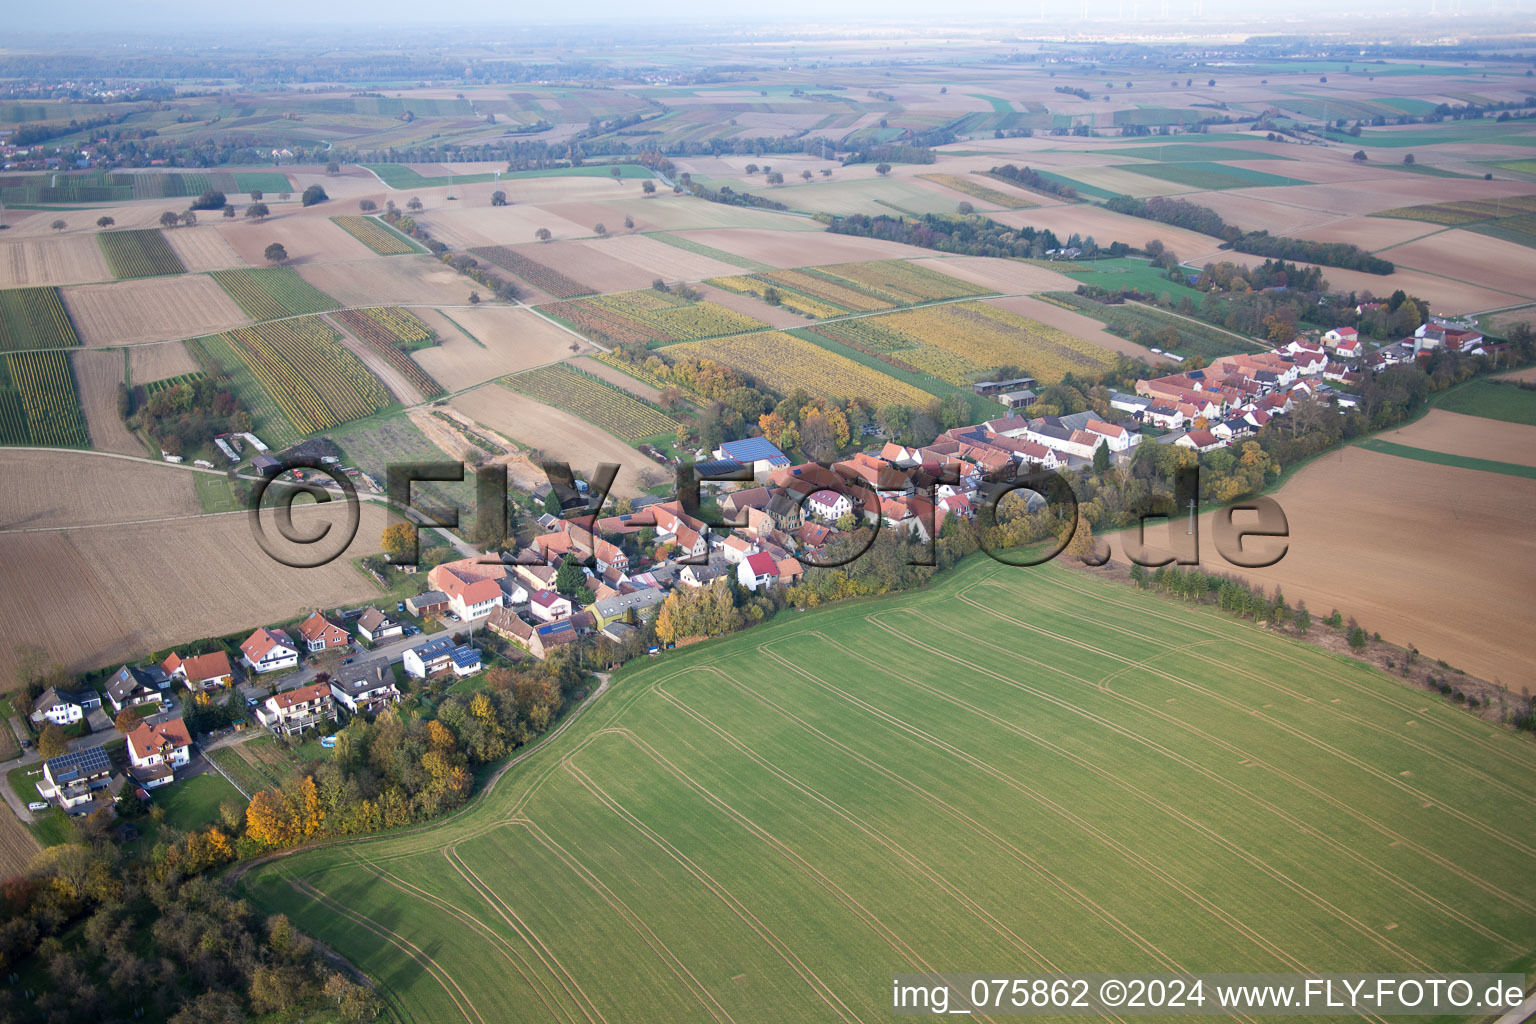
668,332,933,407
215,317,392,435
863,301,1116,384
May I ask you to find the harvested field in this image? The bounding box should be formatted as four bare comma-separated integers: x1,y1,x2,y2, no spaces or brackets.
905,254,1078,295
669,228,922,268
917,173,1037,209
1310,263,1522,315
569,355,667,403
585,233,743,281
1372,408,1536,468
411,306,588,392
994,205,1219,259
0,488,390,673
163,226,246,271
63,275,250,347
70,349,141,456
450,386,664,498
216,213,375,265
0,235,112,287
1377,229,1536,301
296,255,471,308
984,294,1155,362
0,810,39,878
127,340,200,384
1291,215,1442,252
1102,445,1536,685
411,205,595,249
0,449,199,529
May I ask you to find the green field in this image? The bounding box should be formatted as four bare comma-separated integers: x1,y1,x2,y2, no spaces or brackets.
1060,256,1207,303
1095,145,1291,163
210,266,341,319
1114,162,1309,191
98,229,187,279
1354,438,1536,479
232,171,294,194
1494,159,1536,176
1429,377,1536,425
649,232,771,271
242,556,1536,1023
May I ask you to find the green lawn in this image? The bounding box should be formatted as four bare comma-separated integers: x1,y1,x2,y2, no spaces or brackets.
193,472,243,514
1043,291,1257,363
6,763,74,846
241,555,1536,1023
1429,377,1536,425
1061,256,1207,302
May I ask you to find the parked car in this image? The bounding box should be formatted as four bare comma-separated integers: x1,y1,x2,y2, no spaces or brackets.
245,697,259,707
341,657,355,666
26,802,46,812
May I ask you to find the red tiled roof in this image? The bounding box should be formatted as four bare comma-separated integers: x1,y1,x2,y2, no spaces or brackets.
744,552,777,576
126,717,192,760
271,682,330,710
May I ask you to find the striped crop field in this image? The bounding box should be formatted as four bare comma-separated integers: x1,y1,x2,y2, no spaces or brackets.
1372,195,1536,226
203,317,391,435
542,289,766,346
668,330,935,406
330,215,423,255
211,267,341,320
470,247,593,298
917,173,1037,208
708,259,989,318
332,307,444,398
502,363,675,442
0,350,89,446
97,229,188,279
242,555,1536,1023
0,287,80,351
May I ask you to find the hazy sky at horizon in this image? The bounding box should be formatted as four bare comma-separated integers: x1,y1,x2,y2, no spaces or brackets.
7,0,1478,35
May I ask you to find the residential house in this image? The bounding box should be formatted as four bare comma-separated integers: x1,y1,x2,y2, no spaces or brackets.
163,650,235,690
1175,428,1225,453
328,667,402,715
737,551,779,592
776,557,804,587
403,637,480,679
762,492,804,532
126,717,193,788
31,687,97,726
805,488,853,522
719,487,773,525
105,665,169,712
255,682,337,736
297,611,350,652
490,611,579,660
240,628,300,675
405,590,450,618
36,746,115,809
355,606,404,643
528,590,574,623
720,533,758,565
435,565,505,621
592,588,667,628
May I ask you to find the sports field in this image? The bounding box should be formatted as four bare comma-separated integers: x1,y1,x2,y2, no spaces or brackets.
242,557,1536,1024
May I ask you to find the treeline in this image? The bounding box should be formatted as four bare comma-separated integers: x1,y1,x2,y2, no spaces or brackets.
1105,196,1394,274
989,163,1078,200
0,849,380,1023
129,375,253,458
683,179,788,211
827,211,1115,261
1055,86,1093,100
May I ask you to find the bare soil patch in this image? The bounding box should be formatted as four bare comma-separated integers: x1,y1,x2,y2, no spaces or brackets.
509,239,655,294
1291,216,1441,252
1379,229,1536,301
0,811,40,879
692,282,810,329
0,235,111,287
673,228,918,268
71,350,143,456
1099,445,1536,686
217,212,374,266
164,226,247,271
63,275,250,347
984,294,1154,362
0,490,390,673
569,356,667,403
0,450,199,529
585,233,742,282
413,205,593,249
449,387,663,498
995,205,1220,259
906,254,1078,294
128,340,200,383
413,306,588,392
1374,408,1536,467
297,255,472,308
